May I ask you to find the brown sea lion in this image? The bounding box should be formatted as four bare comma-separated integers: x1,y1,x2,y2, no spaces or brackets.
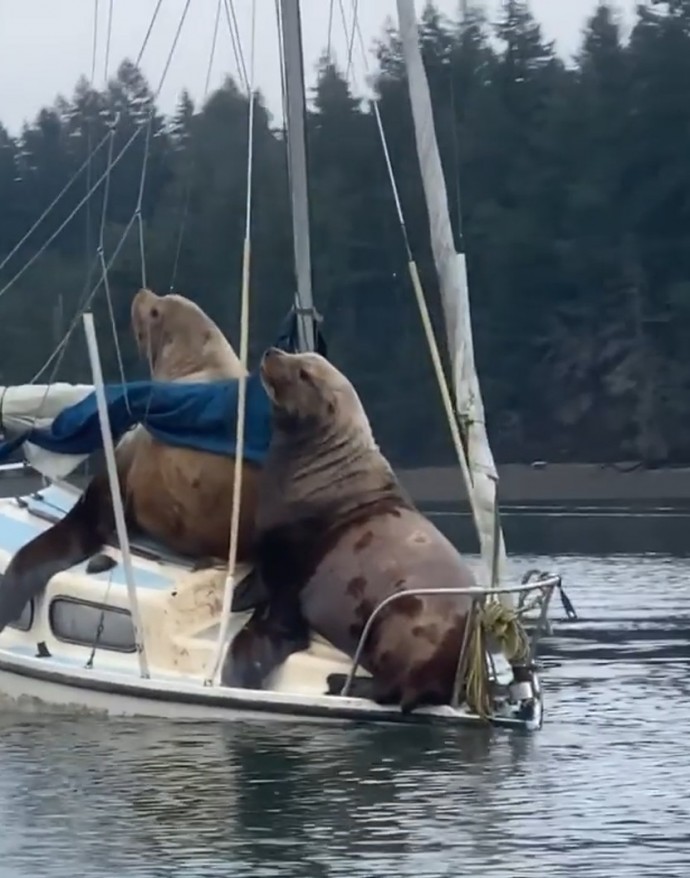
124,288,259,559
222,347,478,713
0,288,260,634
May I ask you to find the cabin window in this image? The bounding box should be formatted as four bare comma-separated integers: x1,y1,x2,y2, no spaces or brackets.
49,597,136,653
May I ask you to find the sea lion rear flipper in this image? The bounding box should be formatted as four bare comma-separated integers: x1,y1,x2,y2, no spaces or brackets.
221,601,309,689
0,474,116,635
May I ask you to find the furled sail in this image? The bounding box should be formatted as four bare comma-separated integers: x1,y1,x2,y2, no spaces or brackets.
395,0,508,597
0,382,94,479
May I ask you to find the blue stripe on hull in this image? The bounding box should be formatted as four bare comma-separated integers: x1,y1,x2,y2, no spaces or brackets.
0,504,175,591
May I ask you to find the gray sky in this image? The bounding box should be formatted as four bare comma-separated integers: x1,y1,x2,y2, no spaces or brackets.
2,0,637,134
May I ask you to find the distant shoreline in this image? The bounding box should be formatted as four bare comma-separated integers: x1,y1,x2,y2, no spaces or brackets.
3,462,690,506
397,462,690,505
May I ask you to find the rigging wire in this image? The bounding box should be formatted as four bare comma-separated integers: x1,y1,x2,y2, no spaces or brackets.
93,0,126,393
344,0,413,259
19,0,188,387
90,2,100,100
98,119,129,393
0,0,163,286
0,0,164,292
0,125,145,302
326,0,335,59
336,0,358,84
10,4,178,643
81,0,100,302
136,0,192,290
345,0,358,80
0,132,112,279
134,0,165,69
223,0,249,93
169,0,223,292
206,0,257,687
346,0,496,581
103,0,114,83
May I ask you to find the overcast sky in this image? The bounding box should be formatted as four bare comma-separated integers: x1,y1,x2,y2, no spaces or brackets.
2,0,638,134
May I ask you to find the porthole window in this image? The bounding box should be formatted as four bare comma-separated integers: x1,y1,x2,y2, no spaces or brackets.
49,597,136,653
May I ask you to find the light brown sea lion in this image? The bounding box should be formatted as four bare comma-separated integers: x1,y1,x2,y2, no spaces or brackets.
0,288,260,634
124,288,259,558
222,347,478,713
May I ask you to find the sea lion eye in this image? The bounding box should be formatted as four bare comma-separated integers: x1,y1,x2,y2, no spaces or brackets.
150,307,159,319
299,368,310,382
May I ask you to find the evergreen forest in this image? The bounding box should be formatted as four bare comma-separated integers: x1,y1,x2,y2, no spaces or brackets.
1,1,689,468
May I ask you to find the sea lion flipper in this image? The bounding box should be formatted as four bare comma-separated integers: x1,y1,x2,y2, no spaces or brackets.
0,475,116,634
190,556,225,573
230,567,270,613
221,602,309,689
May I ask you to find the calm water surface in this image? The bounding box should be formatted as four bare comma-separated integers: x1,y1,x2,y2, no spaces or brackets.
0,525,689,876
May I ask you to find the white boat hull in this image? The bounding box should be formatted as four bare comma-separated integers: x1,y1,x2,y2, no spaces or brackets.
0,650,542,731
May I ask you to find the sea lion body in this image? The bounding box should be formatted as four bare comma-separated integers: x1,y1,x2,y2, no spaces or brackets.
124,433,257,559
224,347,476,712
123,288,260,559
0,288,259,634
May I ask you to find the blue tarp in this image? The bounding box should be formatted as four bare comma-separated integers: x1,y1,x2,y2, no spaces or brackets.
0,306,327,465
0,374,273,464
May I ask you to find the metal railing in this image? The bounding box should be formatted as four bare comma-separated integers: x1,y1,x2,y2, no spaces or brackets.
339,575,562,701
0,462,31,475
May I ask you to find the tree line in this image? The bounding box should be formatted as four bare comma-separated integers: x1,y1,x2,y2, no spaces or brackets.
1,0,689,468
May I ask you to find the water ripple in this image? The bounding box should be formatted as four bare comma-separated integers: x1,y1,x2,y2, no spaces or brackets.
0,552,687,876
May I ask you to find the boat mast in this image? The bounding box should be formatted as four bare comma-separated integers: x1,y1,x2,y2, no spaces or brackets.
395,0,509,603
278,0,316,352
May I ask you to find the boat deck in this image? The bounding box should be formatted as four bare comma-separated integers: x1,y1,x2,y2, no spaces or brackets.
0,482,547,731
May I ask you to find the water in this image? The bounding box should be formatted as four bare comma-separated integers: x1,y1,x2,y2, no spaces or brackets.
0,517,689,875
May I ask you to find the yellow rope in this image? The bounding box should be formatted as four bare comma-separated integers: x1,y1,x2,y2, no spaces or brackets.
462,599,531,720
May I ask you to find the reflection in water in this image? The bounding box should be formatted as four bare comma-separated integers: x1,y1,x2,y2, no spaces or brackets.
0,550,688,876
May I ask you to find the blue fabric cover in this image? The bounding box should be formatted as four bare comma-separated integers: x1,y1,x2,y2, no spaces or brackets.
0,373,272,464
0,307,328,465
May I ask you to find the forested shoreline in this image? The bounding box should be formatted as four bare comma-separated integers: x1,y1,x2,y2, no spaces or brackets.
1,1,689,467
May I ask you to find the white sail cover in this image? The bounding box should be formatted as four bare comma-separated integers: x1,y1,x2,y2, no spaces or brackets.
395,0,509,599
0,383,94,479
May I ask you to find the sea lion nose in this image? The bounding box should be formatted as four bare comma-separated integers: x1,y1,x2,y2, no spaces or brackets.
263,347,283,360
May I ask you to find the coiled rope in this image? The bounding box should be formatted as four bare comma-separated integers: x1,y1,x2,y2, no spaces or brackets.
460,599,531,720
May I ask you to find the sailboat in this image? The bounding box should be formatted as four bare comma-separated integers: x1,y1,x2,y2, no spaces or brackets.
0,0,564,731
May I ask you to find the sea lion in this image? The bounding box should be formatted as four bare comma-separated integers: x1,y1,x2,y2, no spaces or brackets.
222,347,478,713
0,288,260,634
124,288,259,559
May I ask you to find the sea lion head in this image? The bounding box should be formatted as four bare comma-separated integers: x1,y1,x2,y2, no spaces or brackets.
131,287,244,382
260,347,375,447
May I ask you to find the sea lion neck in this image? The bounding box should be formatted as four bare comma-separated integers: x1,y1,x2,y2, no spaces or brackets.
257,419,405,531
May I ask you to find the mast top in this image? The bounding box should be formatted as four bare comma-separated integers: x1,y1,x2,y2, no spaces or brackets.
278,0,316,352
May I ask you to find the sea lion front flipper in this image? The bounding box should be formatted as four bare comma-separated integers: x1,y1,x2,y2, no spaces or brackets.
190,556,225,573
221,600,309,690
0,473,117,634
230,566,270,613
